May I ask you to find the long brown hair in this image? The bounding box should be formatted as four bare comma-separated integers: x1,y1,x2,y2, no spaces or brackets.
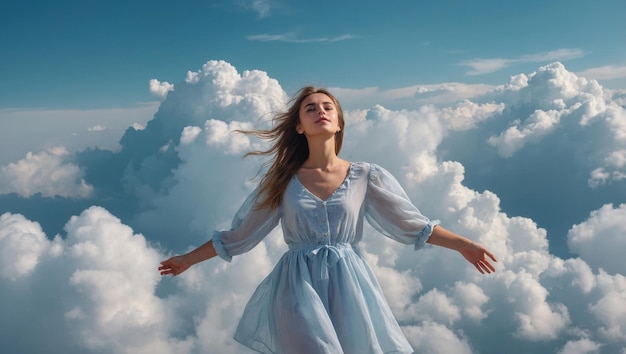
242,86,345,210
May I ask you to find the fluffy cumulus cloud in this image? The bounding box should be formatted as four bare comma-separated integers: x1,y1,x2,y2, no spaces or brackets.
61,206,189,353
3,207,209,353
557,337,602,354
567,203,626,275
486,63,624,162
0,212,62,280
149,79,174,100
488,63,626,192
0,146,93,198
0,60,625,354
403,321,474,354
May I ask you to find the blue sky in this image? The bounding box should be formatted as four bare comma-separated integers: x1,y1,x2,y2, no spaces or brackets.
1,1,626,353
1,0,625,109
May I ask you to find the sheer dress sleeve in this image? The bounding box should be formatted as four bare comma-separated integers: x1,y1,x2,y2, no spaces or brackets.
365,163,440,250
212,188,282,262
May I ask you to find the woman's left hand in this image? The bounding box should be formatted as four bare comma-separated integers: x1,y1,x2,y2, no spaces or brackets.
459,242,497,274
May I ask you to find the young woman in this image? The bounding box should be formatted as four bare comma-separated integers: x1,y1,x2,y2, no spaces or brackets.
159,86,497,354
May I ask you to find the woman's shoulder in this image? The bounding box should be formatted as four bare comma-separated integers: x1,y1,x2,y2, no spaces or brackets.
348,161,369,173
349,161,385,173
348,161,386,180
349,162,399,185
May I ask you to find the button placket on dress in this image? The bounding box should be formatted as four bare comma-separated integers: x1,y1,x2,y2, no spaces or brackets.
308,200,344,280
320,201,331,242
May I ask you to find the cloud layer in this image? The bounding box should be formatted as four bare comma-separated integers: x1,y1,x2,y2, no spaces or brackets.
458,48,587,75
0,60,625,353
0,147,93,198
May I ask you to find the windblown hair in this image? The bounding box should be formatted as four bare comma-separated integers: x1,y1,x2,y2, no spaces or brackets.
242,86,345,210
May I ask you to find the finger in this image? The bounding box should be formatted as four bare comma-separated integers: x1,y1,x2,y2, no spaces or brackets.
485,260,496,272
485,250,498,262
159,264,170,271
162,267,179,276
473,263,484,274
480,260,496,273
482,263,492,274
478,263,490,274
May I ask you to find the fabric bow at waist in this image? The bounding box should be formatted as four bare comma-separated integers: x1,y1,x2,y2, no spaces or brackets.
289,243,351,280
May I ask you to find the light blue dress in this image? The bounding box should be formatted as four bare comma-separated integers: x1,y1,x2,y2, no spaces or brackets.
212,162,439,354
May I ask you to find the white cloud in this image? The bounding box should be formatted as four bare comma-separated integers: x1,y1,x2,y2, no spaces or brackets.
1,59,626,354
0,147,93,198
132,122,146,130
605,150,626,168
544,257,596,294
589,167,612,187
590,150,626,187
128,60,287,241
181,61,286,120
509,271,571,340
610,89,626,106
589,270,626,343
0,103,157,166
523,48,588,63
459,48,587,75
245,0,271,18
452,281,489,321
403,321,474,354
439,100,505,130
246,32,356,43
577,65,626,81
330,83,495,110
542,259,626,349
460,58,510,76
483,63,626,190
0,213,62,280
87,124,107,132
567,203,626,275
487,108,562,157
0,207,198,353
366,253,423,315
334,87,575,345
61,206,194,353
406,289,461,324
557,337,602,354
149,79,174,100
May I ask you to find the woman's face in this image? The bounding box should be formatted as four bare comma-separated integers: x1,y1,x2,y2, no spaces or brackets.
297,93,341,138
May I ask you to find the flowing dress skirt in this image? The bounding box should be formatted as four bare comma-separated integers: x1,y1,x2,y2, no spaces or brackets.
233,244,414,354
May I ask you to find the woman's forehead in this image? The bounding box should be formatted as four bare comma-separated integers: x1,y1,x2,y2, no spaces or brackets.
301,93,333,106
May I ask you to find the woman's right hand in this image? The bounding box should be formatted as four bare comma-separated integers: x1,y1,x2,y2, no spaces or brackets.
158,255,192,276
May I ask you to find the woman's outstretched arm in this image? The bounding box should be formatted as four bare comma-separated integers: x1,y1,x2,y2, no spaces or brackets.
426,225,498,274
158,240,218,276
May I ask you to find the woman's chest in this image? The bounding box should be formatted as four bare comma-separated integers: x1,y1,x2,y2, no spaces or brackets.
296,167,350,202
282,177,367,226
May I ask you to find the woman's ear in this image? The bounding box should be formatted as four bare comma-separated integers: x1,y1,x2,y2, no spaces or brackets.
296,124,304,134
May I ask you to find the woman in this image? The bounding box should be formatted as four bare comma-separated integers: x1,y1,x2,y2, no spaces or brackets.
159,86,497,354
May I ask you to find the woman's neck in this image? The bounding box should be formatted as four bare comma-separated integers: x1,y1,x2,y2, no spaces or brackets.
302,137,341,170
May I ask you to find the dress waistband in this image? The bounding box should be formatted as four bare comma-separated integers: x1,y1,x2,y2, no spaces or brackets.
288,242,352,251
288,243,353,280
